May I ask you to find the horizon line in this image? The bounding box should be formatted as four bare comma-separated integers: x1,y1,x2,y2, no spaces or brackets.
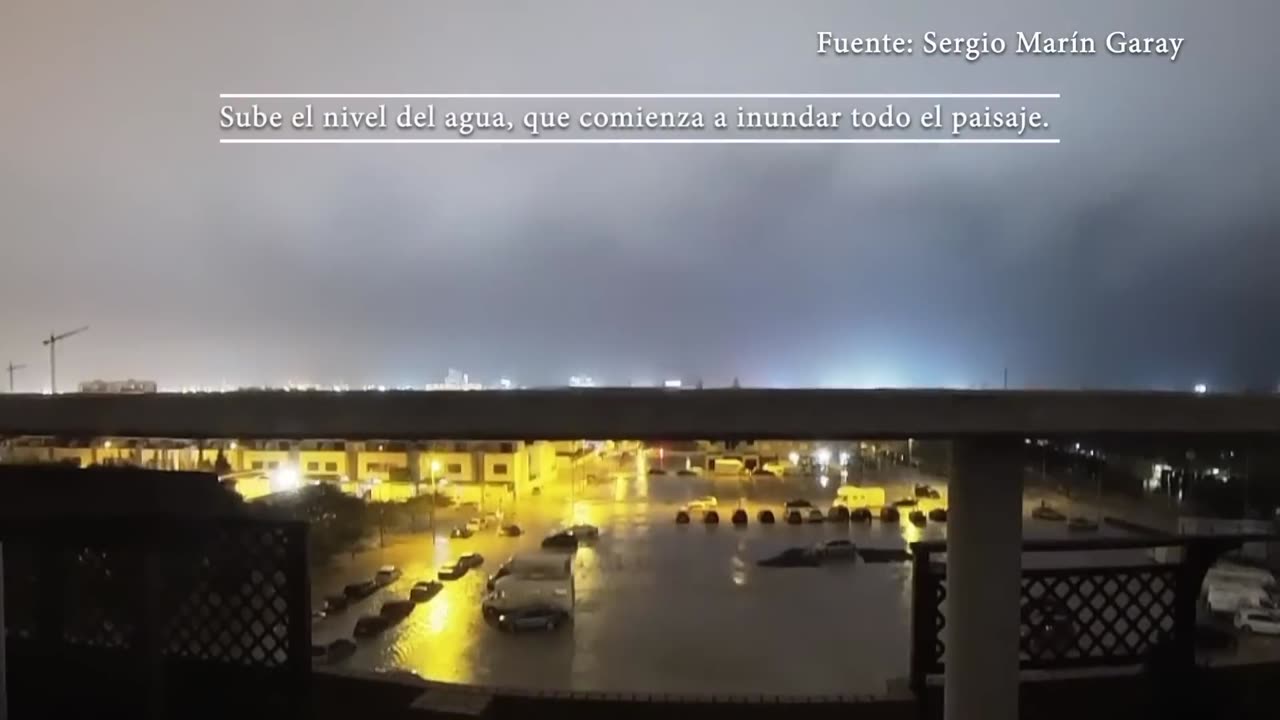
220,92,1062,100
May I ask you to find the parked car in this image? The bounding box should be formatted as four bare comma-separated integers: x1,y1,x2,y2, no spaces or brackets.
1067,517,1099,532
1234,608,1280,635
927,508,948,522
914,484,941,499
323,594,350,613
342,580,377,600
492,606,571,632
686,496,718,512
806,508,825,523
879,506,900,522
676,468,699,477
379,599,415,623
438,562,467,581
758,547,822,568
500,524,523,537
353,614,391,638
850,507,873,522
410,580,443,602
908,510,927,527
783,499,814,515
542,531,580,551
892,497,919,508
816,539,858,560
565,524,600,539
460,552,485,569
1031,502,1066,521
450,526,474,539
374,565,401,586
465,518,483,533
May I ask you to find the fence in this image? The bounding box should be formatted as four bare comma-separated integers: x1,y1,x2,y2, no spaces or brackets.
908,534,1274,693
1,514,310,718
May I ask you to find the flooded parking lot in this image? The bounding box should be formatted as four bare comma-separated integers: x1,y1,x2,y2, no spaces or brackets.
311,468,1184,696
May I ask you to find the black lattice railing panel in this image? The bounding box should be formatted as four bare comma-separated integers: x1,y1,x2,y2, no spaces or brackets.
1018,565,1177,668
914,561,1180,678
162,524,299,667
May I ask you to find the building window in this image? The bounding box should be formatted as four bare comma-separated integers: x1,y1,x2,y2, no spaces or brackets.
447,463,462,474
306,461,320,472
367,462,385,473
492,463,509,475
325,462,338,472
252,461,264,470
499,442,514,453
268,461,279,470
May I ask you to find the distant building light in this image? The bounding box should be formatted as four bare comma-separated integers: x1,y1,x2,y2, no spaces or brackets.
788,451,800,465
663,379,682,388
819,474,830,488
838,451,850,465
499,378,513,390
815,448,832,466
1193,383,1208,395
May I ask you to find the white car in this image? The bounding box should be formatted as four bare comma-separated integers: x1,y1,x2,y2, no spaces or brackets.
1234,608,1280,635
466,518,483,532
686,496,718,512
374,565,401,586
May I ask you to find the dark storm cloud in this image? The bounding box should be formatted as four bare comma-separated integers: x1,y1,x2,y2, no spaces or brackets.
1,0,1278,390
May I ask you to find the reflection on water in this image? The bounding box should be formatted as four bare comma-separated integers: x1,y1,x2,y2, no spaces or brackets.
312,468,1151,697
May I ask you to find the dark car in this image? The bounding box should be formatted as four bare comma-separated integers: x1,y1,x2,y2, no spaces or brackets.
459,552,485,569
757,547,822,568
500,524,523,537
914,484,941,499
409,580,443,602
323,594,350,613
492,606,571,632
879,506,900,522
379,599,415,623
892,497,919,508
438,562,467,581
1031,502,1066,522
541,531,580,551
342,580,377,600
676,469,699,477
908,510,927,527
927,508,948,522
353,614,391,638
450,526,474,539
816,539,858,560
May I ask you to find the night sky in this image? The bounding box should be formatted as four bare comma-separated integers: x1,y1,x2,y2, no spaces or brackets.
1,1,1277,391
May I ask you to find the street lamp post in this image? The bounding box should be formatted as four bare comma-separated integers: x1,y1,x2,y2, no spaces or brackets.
429,459,441,548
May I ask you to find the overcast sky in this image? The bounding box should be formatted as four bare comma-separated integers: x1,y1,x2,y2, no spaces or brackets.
1,1,1278,391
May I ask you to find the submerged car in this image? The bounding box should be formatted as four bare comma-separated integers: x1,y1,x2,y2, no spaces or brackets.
757,547,822,568
438,562,467,581
541,531,580,551
1235,608,1280,635
374,565,401,586
564,524,600,539
459,552,485,569
1067,517,1099,532
352,614,391,638
816,539,859,560
500,524,523,537
342,580,377,600
323,594,350,613
450,526,474,539
1031,503,1066,522
686,496,718,512
409,580,443,602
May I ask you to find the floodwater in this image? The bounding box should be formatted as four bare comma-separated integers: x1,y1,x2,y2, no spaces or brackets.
310,467,1150,696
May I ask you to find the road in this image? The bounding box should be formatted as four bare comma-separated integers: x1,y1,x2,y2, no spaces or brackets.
309,462,1279,696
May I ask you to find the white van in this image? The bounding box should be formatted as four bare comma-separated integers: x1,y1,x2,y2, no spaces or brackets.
1204,581,1275,614
833,485,886,510
482,552,576,616
1206,564,1276,590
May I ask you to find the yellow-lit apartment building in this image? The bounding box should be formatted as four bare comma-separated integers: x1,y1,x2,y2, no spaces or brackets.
0,436,564,503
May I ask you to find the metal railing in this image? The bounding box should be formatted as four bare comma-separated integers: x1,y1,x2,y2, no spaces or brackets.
908,534,1276,693
1,514,310,718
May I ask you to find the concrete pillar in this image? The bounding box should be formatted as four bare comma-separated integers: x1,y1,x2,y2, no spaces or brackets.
945,437,1023,720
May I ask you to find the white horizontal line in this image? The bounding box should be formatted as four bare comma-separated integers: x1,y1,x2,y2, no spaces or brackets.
220,93,1061,100
220,138,1060,145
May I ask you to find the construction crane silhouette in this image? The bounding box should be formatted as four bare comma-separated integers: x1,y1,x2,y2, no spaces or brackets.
42,326,89,394
5,361,26,392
